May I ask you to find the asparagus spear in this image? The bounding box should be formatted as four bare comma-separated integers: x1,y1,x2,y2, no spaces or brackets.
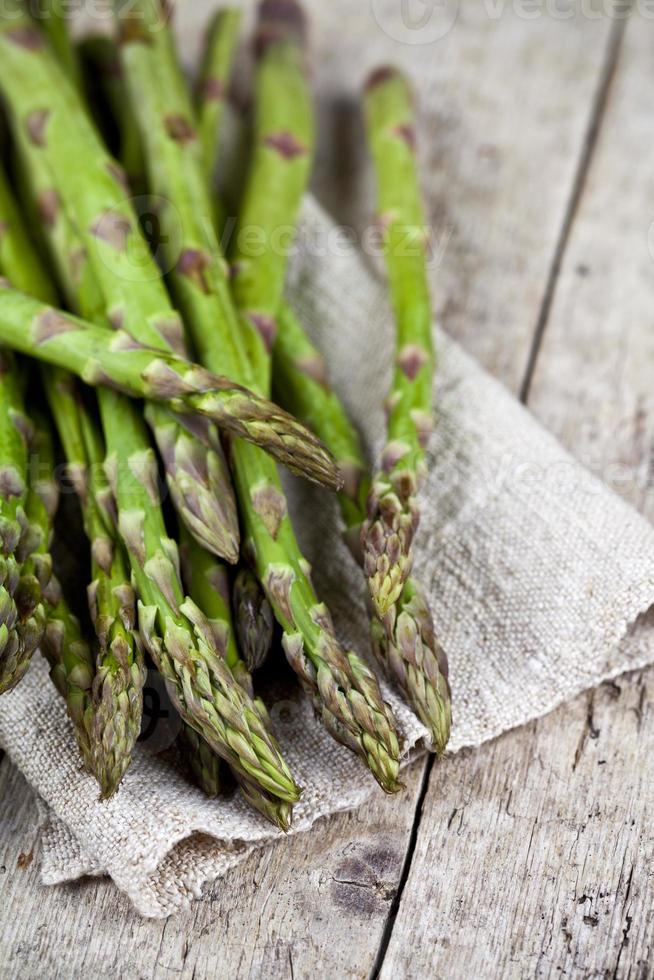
232,567,275,672
177,721,223,799
25,409,97,767
42,590,97,767
116,0,400,792
196,7,242,181
33,0,83,90
0,15,241,563
361,67,434,616
77,34,146,193
180,527,294,827
228,0,313,390
0,282,340,487
273,303,451,752
179,526,252,696
101,387,300,802
0,163,57,692
43,370,146,797
0,373,48,695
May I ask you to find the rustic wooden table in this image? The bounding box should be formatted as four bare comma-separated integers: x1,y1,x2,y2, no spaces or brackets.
2,2,654,977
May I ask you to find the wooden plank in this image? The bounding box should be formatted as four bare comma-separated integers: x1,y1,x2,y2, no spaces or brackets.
526,11,654,525
380,670,654,979
0,756,424,979
381,11,654,978
306,0,617,393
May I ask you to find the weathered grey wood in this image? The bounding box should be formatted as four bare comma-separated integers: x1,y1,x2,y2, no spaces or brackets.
381,670,654,979
306,0,617,394
0,4,645,980
527,10,654,525
381,11,654,978
0,756,424,979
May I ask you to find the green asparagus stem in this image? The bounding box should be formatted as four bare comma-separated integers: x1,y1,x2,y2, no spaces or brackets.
117,0,400,792
273,303,451,752
232,567,274,672
77,34,146,193
0,383,49,695
0,282,341,489
101,388,301,802
0,166,54,693
179,526,251,695
179,526,294,826
27,409,95,765
177,720,223,798
0,15,241,563
228,0,313,390
362,67,434,616
196,7,241,180
272,304,369,557
33,0,83,90
44,370,146,797
41,593,96,769
0,161,56,304
23,406,96,768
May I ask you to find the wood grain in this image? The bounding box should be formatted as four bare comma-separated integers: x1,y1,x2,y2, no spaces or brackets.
380,671,654,979
305,0,617,393
0,757,425,979
527,10,654,524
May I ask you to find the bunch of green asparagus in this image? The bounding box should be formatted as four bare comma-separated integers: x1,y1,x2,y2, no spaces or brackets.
0,0,451,828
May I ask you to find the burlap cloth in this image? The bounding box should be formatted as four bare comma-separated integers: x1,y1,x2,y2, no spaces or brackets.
2,3,654,917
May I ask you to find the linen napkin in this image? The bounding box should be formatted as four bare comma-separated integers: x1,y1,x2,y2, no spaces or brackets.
1,195,654,916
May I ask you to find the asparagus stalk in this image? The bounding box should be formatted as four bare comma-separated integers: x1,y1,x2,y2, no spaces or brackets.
0,142,146,787
0,15,241,563
180,527,294,827
232,567,275,672
116,0,400,792
179,526,252,696
0,164,56,692
101,387,300,802
43,370,146,797
42,590,96,767
77,34,146,193
0,160,57,305
0,375,48,695
33,0,83,90
273,303,451,752
228,0,313,390
0,282,341,488
196,7,242,181
361,67,434,616
25,409,97,767
177,721,223,799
